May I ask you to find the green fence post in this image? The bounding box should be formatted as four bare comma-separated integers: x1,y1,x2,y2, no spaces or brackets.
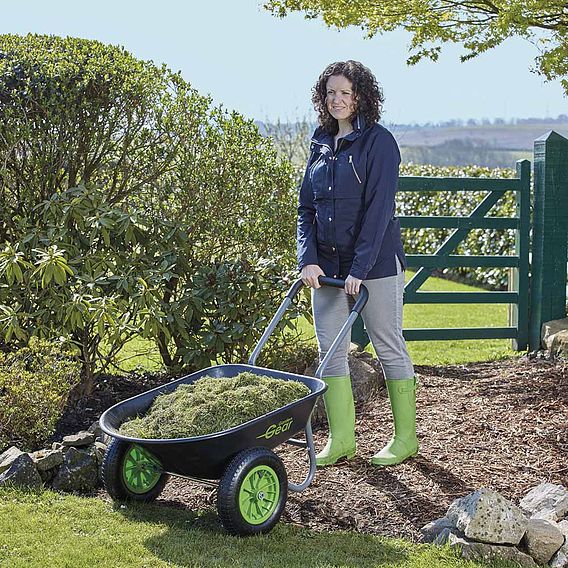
510,160,530,350
529,131,568,350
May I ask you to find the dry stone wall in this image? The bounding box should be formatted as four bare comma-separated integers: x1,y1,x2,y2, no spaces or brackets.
422,484,568,567
0,421,108,493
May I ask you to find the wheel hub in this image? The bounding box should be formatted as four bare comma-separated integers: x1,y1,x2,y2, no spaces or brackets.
122,445,162,494
238,465,280,525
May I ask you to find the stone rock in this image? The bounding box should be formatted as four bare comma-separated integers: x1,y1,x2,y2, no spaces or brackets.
52,442,64,451
88,420,102,437
0,453,42,489
519,483,568,522
520,518,564,565
38,467,57,485
550,541,568,568
31,449,64,471
420,517,456,543
446,488,528,545
96,433,112,446
93,441,107,465
549,330,568,356
52,447,99,492
549,521,568,568
62,431,95,447
542,318,568,352
0,446,24,474
447,533,538,567
433,528,465,545
349,349,385,395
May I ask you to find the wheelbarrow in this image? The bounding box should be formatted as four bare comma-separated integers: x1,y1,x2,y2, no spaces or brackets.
99,276,369,536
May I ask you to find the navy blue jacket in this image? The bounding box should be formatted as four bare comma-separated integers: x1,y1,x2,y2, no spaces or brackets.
297,113,406,280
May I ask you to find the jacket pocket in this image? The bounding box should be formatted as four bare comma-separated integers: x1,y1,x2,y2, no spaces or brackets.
390,216,402,238
335,223,356,252
310,158,327,200
334,154,364,198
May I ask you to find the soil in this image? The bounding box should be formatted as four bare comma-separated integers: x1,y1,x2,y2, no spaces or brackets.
57,355,568,541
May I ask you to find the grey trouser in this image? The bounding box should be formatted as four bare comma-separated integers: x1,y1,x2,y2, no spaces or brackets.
312,257,414,380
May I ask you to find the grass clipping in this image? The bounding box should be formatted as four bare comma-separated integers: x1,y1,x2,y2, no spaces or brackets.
119,372,310,439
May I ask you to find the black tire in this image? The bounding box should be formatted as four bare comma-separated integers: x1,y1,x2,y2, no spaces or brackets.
101,439,169,502
217,447,288,536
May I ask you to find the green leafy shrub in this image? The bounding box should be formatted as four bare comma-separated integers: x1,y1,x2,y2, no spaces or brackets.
0,34,298,389
0,33,186,241
153,107,297,270
0,184,305,392
119,372,310,439
0,338,81,452
0,185,188,392
258,335,318,375
170,259,310,372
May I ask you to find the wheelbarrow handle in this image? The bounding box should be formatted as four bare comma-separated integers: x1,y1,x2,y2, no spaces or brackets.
248,277,368,378
317,276,369,313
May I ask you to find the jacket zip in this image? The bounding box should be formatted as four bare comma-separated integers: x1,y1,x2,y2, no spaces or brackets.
349,155,362,184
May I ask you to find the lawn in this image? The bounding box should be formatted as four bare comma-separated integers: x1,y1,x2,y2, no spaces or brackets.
400,271,516,365
113,272,519,373
0,488,520,568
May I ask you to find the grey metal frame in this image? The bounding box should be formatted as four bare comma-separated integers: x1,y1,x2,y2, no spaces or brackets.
248,276,368,492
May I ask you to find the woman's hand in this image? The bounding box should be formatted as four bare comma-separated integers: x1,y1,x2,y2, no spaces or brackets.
345,274,362,295
301,264,325,289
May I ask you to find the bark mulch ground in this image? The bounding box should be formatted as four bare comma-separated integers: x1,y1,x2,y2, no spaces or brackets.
60,356,568,541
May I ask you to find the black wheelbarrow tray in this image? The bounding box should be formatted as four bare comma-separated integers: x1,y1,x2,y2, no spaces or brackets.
99,277,368,536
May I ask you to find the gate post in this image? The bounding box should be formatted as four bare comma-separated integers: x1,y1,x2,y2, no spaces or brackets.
529,131,568,350
510,160,530,351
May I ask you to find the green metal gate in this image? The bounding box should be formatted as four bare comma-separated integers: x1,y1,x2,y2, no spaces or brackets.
399,159,531,351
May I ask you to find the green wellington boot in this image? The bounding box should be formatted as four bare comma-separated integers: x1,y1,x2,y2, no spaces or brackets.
371,377,418,466
316,375,356,467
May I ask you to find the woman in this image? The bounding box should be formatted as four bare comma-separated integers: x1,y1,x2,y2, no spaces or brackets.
298,60,417,467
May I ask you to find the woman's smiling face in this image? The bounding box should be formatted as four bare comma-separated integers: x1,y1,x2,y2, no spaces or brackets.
326,74,356,122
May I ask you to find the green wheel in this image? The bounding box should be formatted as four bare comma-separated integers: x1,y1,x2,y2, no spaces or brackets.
101,439,169,502
122,444,162,494
217,447,287,536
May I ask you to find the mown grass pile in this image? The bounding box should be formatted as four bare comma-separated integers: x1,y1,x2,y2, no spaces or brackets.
119,372,310,439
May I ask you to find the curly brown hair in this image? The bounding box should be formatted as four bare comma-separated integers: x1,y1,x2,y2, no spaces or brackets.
311,60,384,134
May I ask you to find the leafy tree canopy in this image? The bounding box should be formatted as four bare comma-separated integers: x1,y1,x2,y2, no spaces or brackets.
264,1,568,94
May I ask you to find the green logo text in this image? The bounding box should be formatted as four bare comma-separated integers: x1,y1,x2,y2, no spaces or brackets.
257,417,293,440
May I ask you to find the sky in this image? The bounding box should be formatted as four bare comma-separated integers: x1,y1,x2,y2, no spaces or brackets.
1,0,566,125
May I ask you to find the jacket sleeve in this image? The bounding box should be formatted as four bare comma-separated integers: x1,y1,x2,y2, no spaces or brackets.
297,148,319,272
349,131,401,280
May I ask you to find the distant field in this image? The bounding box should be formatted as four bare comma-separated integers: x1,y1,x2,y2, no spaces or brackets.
390,120,566,168
259,117,567,169
258,117,568,153
400,145,531,168
390,122,568,150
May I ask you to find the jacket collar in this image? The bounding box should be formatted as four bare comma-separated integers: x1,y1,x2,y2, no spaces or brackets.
312,112,367,148
352,112,366,133
344,112,366,141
